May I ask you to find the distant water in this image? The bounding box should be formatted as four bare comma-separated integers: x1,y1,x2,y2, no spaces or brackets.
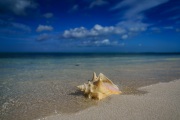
0,53,180,120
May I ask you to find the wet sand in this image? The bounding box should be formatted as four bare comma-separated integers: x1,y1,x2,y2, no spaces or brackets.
43,80,180,120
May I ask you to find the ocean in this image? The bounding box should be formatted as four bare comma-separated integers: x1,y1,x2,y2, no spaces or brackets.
0,53,180,120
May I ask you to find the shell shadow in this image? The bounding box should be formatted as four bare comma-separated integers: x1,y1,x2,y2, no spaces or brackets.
69,90,83,96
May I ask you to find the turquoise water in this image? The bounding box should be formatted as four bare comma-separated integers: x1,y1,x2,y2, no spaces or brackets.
0,53,180,120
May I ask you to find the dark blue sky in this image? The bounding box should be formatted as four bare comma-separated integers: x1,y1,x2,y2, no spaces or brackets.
0,0,180,52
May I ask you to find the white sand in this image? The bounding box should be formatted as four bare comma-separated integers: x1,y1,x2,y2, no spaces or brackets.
40,80,180,120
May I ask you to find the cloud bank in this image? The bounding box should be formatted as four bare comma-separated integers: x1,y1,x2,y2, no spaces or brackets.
61,20,149,47
63,24,126,39
62,20,148,40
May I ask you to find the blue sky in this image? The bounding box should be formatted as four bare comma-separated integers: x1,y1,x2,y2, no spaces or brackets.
0,0,180,52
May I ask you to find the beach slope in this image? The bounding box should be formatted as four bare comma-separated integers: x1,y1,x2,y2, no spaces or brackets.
43,80,180,120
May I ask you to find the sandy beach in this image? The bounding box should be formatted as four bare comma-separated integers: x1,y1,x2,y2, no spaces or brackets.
1,54,180,120
41,80,180,120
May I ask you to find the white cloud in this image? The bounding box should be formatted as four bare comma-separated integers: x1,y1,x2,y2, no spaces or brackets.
110,0,169,36
121,34,128,39
0,19,31,33
102,39,109,43
120,42,125,46
81,39,120,47
89,0,108,8
0,0,37,15
110,0,169,19
150,27,161,32
94,39,110,46
36,25,53,32
168,15,180,20
62,21,148,41
68,4,79,13
163,26,174,29
72,4,79,11
63,27,89,38
43,13,53,18
162,6,180,15
36,33,52,41
11,22,31,32
99,39,110,45
117,20,148,32
94,24,103,31
176,28,180,32
150,26,175,32
62,24,127,39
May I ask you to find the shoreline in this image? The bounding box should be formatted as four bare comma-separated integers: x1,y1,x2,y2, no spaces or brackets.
40,79,180,120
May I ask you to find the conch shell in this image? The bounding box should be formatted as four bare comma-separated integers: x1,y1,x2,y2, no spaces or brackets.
77,72,122,100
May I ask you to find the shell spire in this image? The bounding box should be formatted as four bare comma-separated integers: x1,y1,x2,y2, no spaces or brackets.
77,72,122,100
77,84,85,91
92,72,98,82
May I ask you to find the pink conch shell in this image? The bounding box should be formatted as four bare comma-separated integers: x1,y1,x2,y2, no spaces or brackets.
77,72,122,100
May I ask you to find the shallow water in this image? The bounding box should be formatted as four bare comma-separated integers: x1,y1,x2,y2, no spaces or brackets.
0,53,180,120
